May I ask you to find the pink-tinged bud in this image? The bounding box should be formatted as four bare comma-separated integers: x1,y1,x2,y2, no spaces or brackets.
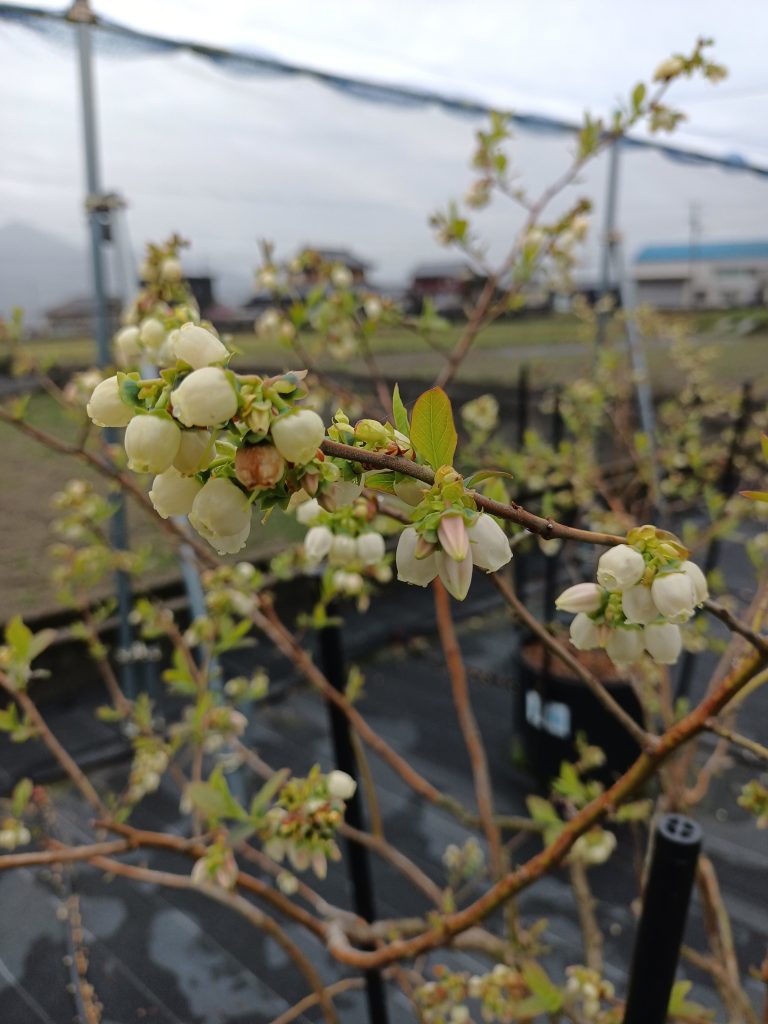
596,544,646,592
605,627,645,669
569,613,601,651
681,560,708,605
436,551,473,600
621,584,659,625
556,583,603,614
651,572,696,622
414,535,436,560
302,472,319,496
396,527,438,587
438,514,469,562
644,623,683,665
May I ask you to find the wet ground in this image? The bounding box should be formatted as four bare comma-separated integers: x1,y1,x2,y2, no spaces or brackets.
1,555,767,1023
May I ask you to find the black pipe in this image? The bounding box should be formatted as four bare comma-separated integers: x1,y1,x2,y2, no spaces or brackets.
623,813,702,1024
318,621,390,1024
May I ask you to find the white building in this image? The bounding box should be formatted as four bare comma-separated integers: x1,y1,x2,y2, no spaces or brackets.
633,242,768,310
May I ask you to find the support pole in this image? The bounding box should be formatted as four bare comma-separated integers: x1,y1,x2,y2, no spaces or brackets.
623,813,702,1024
595,138,621,348
318,620,389,1024
71,1,137,697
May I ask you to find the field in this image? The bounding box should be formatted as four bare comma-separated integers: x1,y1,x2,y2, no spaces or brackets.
3,311,767,620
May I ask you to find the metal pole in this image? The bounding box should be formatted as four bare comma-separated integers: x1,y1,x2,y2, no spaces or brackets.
623,813,702,1024
71,2,137,697
595,139,621,347
318,620,389,1024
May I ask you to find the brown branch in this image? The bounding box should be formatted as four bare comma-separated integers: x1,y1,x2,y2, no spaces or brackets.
704,599,768,657
0,840,129,871
325,646,768,969
320,439,624,546
569,860,603,973
490,573,653,749
704,720,768,763
270,977,366,1024
0,673,107,815
433,578,503,878
87,854,338,1024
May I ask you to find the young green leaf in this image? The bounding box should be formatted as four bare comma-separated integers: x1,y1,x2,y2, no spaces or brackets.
410,387,457,470
392,383,410,437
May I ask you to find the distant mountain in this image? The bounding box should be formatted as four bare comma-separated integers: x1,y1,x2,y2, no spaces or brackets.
0,221,90,328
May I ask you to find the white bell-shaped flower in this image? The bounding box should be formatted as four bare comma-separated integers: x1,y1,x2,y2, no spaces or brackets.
295,498,323,526
605,627,645,669
173,323,229,369
114,325,141,367
86,375,134,428
139,317,166,352
556,582,603,614
270,409,325,464
621,584,660,625
189,477,251,554
173,429,214,475
569,612,601,651
329,534,357,566
682,560,708,605
396,527,438,587
326,770,357,800
596,544,646,592
644,622,683,665
124,415,181,474
356,532,385,566
468,514,512,572
436,551,473,600
172,367,238,427
651,572,696,622
304,525,333,563
149,467,202,518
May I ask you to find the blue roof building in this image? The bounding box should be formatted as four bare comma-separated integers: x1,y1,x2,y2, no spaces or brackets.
633,241,768,310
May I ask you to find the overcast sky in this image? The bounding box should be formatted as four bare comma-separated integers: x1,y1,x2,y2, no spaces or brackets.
2,1,768,315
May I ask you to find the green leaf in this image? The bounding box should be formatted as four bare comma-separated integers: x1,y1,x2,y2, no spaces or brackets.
392,384,410,437
186,765,247,824
631,81,647,112
761,433,768,462
740,490,768,503
668,979,715,1020
526,795,560,824
410,387,457,470
464,469,514,489
521,961,563,1012
5,616,32,661
11,777,33,817
362,471,397,494
250,767,291,819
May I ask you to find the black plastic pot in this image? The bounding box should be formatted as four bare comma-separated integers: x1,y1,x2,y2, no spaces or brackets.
516,637,644,783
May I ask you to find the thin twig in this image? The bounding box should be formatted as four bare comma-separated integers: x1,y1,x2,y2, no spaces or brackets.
704,720,768,763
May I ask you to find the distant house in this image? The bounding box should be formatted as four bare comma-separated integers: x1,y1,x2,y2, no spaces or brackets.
407,261,484,317
634,242,768,310
45,296,122,337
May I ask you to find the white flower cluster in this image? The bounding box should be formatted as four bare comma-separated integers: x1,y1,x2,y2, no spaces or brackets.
0,819,31,851
396,513,511,601
557,539,708,670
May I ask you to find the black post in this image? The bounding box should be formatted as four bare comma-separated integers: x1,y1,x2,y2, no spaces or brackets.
318,621,389,1024
623,813,702,1024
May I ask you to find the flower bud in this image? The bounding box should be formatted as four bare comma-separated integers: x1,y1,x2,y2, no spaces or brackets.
651,572,696,621
556,583,603,614
621,583,659,625
356,532,385,566
327,769,357,800
605,627,645,668
329,533,357,566
114,325,141,367
295,497,322,526
86,375,134,427
436,551,473,600
644,622,683,665
468,514,512,572
270,409,325,464
364,296,382,319
124,415,181,474
160,256,183,283
319,478,363,512
139,317,166,352
333,570,364,595
438,514,469,562
189,477,251,554
596,544,645,592
354,418,389,445
173,323,229,369
654,55,685,81
396,527,438,587
173,429,214,475
172,367,238,427
331,264,353,289
304,525,333,562
682,560,708,605
149,467,202,518
234,444,286,491
569,613,601,651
